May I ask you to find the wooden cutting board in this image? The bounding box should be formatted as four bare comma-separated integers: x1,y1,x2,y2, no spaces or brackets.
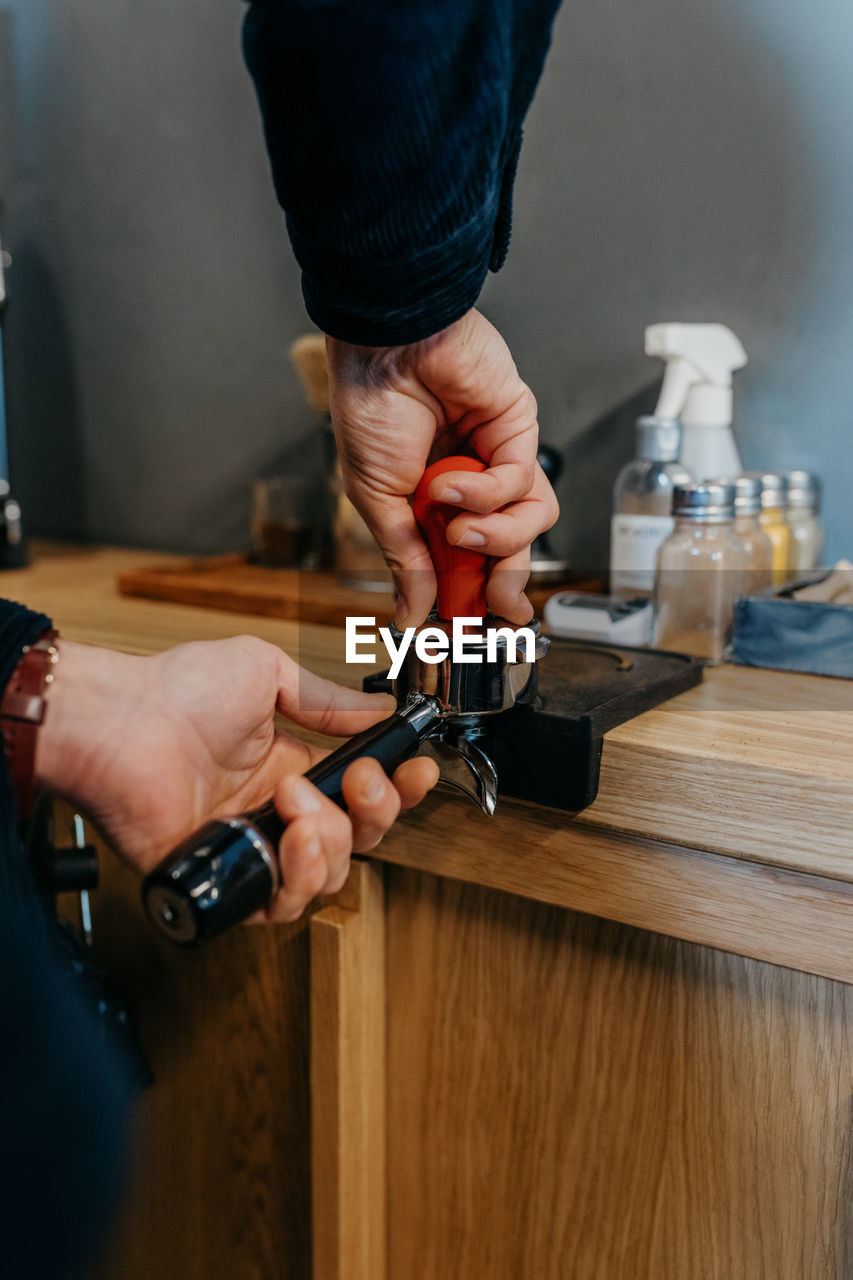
117,553,601,627
117,554,398,626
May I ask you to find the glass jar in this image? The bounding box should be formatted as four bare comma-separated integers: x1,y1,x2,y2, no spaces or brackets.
786,470,825,572
654,482,750,664
744,471,792,584
729,474,773,592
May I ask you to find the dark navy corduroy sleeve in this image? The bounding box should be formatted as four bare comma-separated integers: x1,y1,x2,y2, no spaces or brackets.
243,0,561,346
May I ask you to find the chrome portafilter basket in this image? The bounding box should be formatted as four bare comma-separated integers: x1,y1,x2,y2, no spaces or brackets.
385,614,549,816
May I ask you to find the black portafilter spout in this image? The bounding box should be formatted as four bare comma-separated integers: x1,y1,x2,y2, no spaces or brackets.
142,694,442,946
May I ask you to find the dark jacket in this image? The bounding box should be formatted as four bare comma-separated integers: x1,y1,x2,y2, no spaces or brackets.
0,601,128,1279
243,0,561,345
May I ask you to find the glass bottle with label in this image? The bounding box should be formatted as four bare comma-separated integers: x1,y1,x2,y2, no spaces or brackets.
610,416,692,599
786,470,825,571
654,482,750,664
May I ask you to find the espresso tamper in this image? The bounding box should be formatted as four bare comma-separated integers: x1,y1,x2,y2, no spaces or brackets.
142,455,548,946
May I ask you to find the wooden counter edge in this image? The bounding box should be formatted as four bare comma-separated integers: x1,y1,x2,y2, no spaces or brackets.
373,797,853,985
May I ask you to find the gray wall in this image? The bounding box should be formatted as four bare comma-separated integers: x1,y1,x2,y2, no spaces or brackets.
2,0,307,554
2,0,851,566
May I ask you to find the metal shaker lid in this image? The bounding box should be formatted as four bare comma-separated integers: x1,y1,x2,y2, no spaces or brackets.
635,415,681,462
786,470,821,510
742,471,788,510
672,482,736,521
710,473,762,516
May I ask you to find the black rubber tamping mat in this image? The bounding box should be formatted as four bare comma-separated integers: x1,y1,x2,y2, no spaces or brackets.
367,640,703,814
487,640,702,811
531,639,702,735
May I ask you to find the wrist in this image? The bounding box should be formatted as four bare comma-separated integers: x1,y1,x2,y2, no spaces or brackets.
325,312,466,364
34,640,148,810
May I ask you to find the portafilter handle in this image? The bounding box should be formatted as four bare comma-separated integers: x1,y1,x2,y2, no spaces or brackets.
142,695,441,946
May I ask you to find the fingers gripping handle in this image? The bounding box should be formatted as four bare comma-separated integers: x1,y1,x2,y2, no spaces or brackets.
141,699,439,946
412,456,488,621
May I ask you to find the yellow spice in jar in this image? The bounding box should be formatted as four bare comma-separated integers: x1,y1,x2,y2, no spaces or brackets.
759,505,792,584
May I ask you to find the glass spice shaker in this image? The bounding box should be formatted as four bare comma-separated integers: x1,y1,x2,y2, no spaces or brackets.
786,470,825,572
727,474,773,592
744,471,792,584
654,482,751,664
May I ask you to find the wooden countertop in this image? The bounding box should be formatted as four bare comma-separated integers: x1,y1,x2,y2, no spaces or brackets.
6,542,853,982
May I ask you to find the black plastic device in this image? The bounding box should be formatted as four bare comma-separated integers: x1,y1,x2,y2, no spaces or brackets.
142,697,440,946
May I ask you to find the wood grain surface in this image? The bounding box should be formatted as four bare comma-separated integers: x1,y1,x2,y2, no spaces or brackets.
385,866,853,1280
76,815,315,1280
118,554,398,628
589,660,853,878
377,791,853,984
311,860,386,1280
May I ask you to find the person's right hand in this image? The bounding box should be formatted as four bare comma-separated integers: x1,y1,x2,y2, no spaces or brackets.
326,308,559,627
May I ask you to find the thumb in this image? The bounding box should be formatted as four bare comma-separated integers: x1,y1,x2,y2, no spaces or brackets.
276,655,395,738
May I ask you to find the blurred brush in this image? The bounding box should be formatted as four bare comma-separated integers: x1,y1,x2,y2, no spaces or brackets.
289,333,388,589
289,334,329,415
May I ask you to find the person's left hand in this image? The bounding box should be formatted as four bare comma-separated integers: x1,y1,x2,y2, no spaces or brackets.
35,636,438,921
326,308,560,628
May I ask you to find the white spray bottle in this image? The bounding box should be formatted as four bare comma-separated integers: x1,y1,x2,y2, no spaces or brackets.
645,323,747,480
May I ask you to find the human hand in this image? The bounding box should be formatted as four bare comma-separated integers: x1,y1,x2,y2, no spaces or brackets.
35,637,438,922
326,308,559,627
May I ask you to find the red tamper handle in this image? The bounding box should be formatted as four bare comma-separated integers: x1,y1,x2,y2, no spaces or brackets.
412,456,488,620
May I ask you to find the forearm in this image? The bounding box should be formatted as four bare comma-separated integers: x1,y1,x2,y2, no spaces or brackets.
243,0,561,345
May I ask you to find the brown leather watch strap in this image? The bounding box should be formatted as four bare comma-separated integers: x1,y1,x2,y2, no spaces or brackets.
0,628,59,820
